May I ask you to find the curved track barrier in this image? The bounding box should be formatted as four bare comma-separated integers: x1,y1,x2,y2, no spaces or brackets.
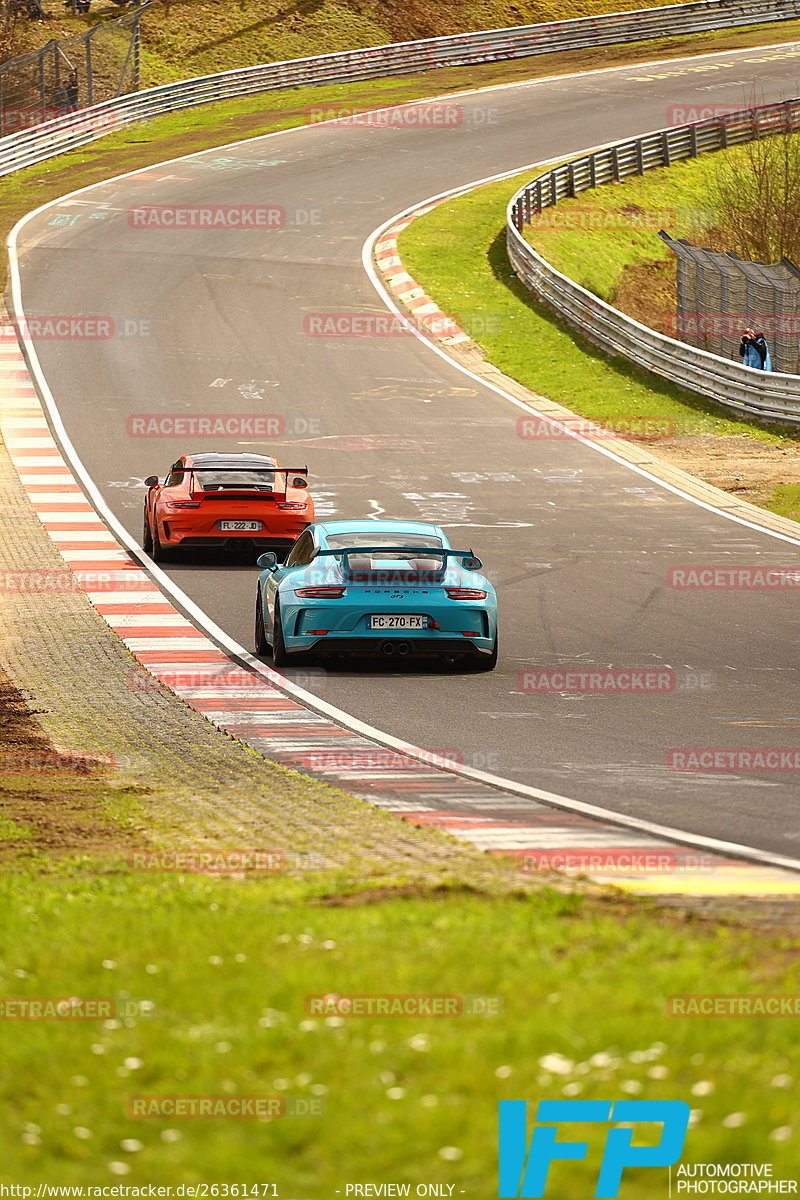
507,100,800,423
2,0,800,177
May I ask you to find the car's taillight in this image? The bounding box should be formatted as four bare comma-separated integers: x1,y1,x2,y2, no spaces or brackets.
295,587,346,598
277,501,308,510
166,501,201,508
446,588,487,600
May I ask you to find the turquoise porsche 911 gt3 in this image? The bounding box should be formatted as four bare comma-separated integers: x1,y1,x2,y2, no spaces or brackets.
254,519,498,670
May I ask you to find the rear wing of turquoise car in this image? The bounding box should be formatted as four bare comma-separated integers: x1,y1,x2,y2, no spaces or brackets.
313,547,481,567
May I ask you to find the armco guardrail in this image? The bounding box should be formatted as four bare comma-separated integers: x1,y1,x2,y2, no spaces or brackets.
508,100,800,424
2,0,800,177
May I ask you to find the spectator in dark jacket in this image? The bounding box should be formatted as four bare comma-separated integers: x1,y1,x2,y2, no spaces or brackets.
738,328,759,368
66,70,79,112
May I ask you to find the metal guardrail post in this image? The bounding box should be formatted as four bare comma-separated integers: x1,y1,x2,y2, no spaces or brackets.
38,47,46,118
85,27,94,108
133,13,141,92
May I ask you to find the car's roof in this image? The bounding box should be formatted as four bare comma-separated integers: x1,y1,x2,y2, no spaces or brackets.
315,520,445,539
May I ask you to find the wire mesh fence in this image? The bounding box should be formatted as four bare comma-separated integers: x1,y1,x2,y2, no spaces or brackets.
0,1,147,136
660,234,800,374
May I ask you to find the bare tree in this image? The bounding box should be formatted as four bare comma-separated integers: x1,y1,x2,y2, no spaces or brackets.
710,113,800,264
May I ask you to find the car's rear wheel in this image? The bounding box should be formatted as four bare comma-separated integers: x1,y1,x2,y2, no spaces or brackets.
255,591,269,656
472,635,498,673
151,524,173,563
271,602,289,667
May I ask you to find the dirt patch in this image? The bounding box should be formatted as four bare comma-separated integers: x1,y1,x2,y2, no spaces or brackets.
648,435,800,508
0,666,148,865
613,258,677,337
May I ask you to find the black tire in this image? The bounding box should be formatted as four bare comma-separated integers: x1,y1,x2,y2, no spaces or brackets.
271,602,289,667
152,524,173,563
473,635,498,673
255,591,270,656
142,511,153,554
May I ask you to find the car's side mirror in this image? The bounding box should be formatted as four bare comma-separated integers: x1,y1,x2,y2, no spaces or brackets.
462,555,483,571
257,552,278,570
144,475,159,487
292,477,308,488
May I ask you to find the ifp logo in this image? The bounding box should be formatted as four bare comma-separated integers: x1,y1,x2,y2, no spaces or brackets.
498,1100,690,1198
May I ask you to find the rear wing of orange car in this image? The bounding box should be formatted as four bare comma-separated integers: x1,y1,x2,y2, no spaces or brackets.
182,465,309,499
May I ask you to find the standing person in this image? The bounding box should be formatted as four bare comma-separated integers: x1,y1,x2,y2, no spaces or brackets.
66,70,79,112
752,331,771,371
738,328,759,368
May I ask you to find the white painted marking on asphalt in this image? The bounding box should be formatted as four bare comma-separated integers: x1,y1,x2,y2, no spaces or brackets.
59,549,135,562
103,613,194,628
121,637,211,650
87,591,165,603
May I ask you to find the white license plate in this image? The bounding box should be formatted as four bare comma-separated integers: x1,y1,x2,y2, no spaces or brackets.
369,614,427,630
218,520,262,532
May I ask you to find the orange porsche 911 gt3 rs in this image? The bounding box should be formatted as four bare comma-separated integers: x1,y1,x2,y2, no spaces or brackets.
142,452,314,561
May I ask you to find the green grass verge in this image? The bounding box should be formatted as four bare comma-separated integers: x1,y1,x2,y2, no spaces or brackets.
0,813,32,841
523,155,724,301
768,483,800,521
398,170,800,446
0,871,798,1187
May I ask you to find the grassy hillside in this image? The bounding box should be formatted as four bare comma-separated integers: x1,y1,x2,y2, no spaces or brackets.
137,0,680,82
12,0,744,84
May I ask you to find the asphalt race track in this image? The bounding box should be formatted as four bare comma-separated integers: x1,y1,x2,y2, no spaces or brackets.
12,42,800,857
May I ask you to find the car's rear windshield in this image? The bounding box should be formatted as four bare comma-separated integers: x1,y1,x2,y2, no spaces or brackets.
325,532,443,551
195,469,275,490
